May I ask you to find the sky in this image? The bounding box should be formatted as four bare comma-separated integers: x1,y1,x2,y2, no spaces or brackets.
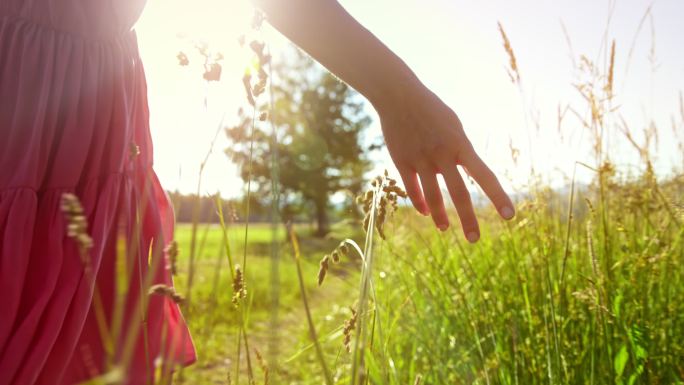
134,0,684,198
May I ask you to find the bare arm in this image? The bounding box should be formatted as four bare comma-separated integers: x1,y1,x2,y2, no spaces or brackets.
254,0,515,241
254,0,416,114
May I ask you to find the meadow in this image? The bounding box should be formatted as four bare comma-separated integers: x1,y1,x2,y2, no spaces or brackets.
129,7,684,385
170,169,684,384
159,14,684,383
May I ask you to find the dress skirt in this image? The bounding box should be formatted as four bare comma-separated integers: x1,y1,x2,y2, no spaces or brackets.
0,2,196,383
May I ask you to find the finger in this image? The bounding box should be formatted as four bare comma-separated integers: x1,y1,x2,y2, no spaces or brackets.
441,163,480,242
460,148,515,219
417,168,449,230
397,166,429,216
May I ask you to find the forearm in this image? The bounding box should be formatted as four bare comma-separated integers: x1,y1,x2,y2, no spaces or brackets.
254,0,516,236
254,0,422,111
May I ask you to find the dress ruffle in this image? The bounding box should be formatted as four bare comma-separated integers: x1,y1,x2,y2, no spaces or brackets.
0,2,196,384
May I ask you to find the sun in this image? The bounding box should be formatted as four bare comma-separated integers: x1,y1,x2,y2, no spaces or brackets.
133,0,261,197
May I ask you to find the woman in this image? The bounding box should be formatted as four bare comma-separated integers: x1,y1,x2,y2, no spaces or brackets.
0,0,515,383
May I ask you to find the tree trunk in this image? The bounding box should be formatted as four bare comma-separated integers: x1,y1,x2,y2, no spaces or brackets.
313,199,330,237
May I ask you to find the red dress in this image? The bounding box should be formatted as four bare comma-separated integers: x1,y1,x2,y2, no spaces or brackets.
0,1,196,384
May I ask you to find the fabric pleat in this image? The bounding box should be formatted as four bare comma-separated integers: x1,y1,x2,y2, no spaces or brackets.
0,1,196,384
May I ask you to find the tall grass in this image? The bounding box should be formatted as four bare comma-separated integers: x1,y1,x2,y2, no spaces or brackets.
67,8,684,385
187,14,682,384
373,172,683,384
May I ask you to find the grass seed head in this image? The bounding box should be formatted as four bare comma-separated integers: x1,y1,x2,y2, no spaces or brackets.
177,51,189,66
253,78,267,97
342,307,358,353
149,284,185,305
318,255,330,286
129,142,141,160
605,40,616,98
165,240,179,275
249,40,265,57
320,242,351,283
498,21,521,83
357,173,407,238
254,348,269,385
203,62,222,82
242,73,256,106
383,185,407,198
61,193,93,254
232,264,247,306
338,242,350,256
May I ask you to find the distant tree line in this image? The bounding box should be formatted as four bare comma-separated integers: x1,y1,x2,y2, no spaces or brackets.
166,191,270,223
166,190,359,225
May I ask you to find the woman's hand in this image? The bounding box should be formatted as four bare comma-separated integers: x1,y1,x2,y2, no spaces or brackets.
256,0,515,241
376,83,515,242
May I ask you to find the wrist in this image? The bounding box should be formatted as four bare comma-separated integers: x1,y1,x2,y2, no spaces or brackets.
367,67,423,116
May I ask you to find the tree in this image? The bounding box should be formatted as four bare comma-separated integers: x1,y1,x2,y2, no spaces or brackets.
225,50,374,237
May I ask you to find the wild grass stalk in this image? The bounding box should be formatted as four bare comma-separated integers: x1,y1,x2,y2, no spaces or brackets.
351,179,382,385
287,224,334,385
61,194,114,369
233,105,258,385
266,44,281,381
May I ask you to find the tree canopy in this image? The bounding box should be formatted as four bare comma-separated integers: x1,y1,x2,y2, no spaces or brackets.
225,50,374,236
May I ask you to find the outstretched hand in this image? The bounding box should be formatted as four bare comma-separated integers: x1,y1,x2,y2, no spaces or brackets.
376,84,515,242
254,0,515,242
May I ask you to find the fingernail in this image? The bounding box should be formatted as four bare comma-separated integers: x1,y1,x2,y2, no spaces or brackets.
500,206,515,220
466,232,479,243
438,224,448,232
420,208,429,216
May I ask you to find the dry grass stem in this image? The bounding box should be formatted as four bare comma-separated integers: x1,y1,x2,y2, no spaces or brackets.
605,40,616,99
254,348,269,385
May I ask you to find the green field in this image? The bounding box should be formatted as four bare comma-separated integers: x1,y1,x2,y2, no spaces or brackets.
172,222,366,384
172,173,684,384
152,7,684,384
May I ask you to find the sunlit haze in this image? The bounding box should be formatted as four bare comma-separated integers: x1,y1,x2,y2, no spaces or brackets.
135,0,684,198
